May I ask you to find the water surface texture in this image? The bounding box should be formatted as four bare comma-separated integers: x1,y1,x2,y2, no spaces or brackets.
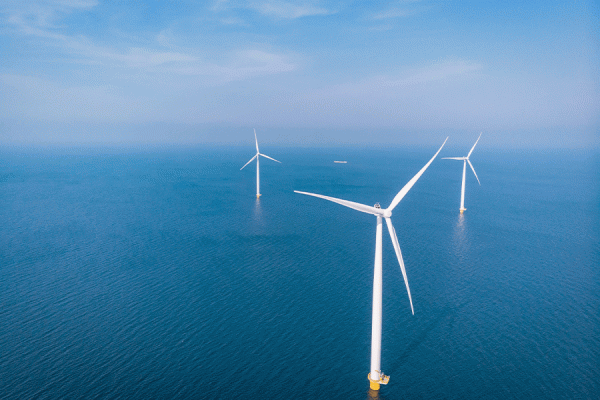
1,146,598,399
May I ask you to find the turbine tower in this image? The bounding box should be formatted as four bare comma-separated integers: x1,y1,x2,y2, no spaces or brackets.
295,138,448,391
240,129,281,198
442,133,481,213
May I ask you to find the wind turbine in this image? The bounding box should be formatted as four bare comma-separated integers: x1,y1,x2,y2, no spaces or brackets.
294,138,448,391
240,129,281,198
442,133,482,213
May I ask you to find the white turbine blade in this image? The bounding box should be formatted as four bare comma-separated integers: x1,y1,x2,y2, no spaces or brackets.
294,191,384,216
467,133,482,158
387,137,448,212
260,153,281,163
441,157,465,160
240,154,257,170
254,128,259,153
467,159,481,185
385,217,414,315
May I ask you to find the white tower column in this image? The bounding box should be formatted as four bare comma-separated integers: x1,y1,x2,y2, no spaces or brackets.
369,216,383,389
460,160,466,212
256,155,261,198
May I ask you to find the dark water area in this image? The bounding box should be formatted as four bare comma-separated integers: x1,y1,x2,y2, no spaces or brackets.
1,145,598,399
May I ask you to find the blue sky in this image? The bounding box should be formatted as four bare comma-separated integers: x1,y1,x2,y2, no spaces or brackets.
0,0,598,147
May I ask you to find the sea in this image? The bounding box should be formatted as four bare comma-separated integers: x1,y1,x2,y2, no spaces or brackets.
1,145,598,399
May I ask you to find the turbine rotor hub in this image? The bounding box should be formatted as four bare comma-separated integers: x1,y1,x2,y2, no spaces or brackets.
372,203,391,217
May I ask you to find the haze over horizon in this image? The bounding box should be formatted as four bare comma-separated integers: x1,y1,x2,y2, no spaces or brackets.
1,1,598,148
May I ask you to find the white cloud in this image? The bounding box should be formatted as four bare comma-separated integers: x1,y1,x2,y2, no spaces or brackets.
3,0,98,31
54,0,98,9
75,43,297,83
2,1,298,84
211,0,230,12
372,8,412,19
324,60,483,97
387,60,483,86
224,49,296,77
372,1,429,20
156,29,176,48
211,1,332,19
169,49,297,82
109,48,198,67
7,14,69,40
248,1,331,19
3,0,98,40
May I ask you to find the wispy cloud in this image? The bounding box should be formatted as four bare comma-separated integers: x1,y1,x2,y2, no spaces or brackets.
211,0,332,20
385,59,483,86
4,0,98,30
372,8,412,19
229,49,296,75
108,48,198,68
170,49,297,82
2,1,298,83
211,0,230,12
329,59,483,96
53,0,98,9
156,29,176,48
371,1,429,20
248,1,331,19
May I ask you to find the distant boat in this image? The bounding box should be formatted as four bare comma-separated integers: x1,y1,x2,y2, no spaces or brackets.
334,161,347,163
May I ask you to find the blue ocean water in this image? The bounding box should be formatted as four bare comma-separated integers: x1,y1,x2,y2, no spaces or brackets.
0,145,598,399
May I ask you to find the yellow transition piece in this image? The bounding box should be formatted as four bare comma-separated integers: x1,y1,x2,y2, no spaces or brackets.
368,372,389,391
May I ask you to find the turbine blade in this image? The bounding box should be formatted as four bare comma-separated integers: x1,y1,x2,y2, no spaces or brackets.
254,128,259,153
240,154,257,170
441,157,465,160
260,153,281,163
467,159,481,185
385,217,414,315
467,133,481,158
294,191,384,216
387,137,448,211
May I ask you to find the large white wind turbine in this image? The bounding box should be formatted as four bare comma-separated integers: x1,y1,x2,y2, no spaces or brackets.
442,133,482,213
294,138,448,391
240,129,281,198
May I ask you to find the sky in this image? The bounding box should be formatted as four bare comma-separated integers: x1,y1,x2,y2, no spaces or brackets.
0,0,598,147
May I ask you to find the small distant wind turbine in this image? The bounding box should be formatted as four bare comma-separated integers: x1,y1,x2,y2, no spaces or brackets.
240,129,281,198
295,138,448,391
442,133,481,213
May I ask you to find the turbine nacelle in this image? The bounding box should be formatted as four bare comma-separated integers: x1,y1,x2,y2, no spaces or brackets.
373,203,392,217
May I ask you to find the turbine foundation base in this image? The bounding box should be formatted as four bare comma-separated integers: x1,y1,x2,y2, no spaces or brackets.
368,372,389,391
256,194,261,198
460,208,466,213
